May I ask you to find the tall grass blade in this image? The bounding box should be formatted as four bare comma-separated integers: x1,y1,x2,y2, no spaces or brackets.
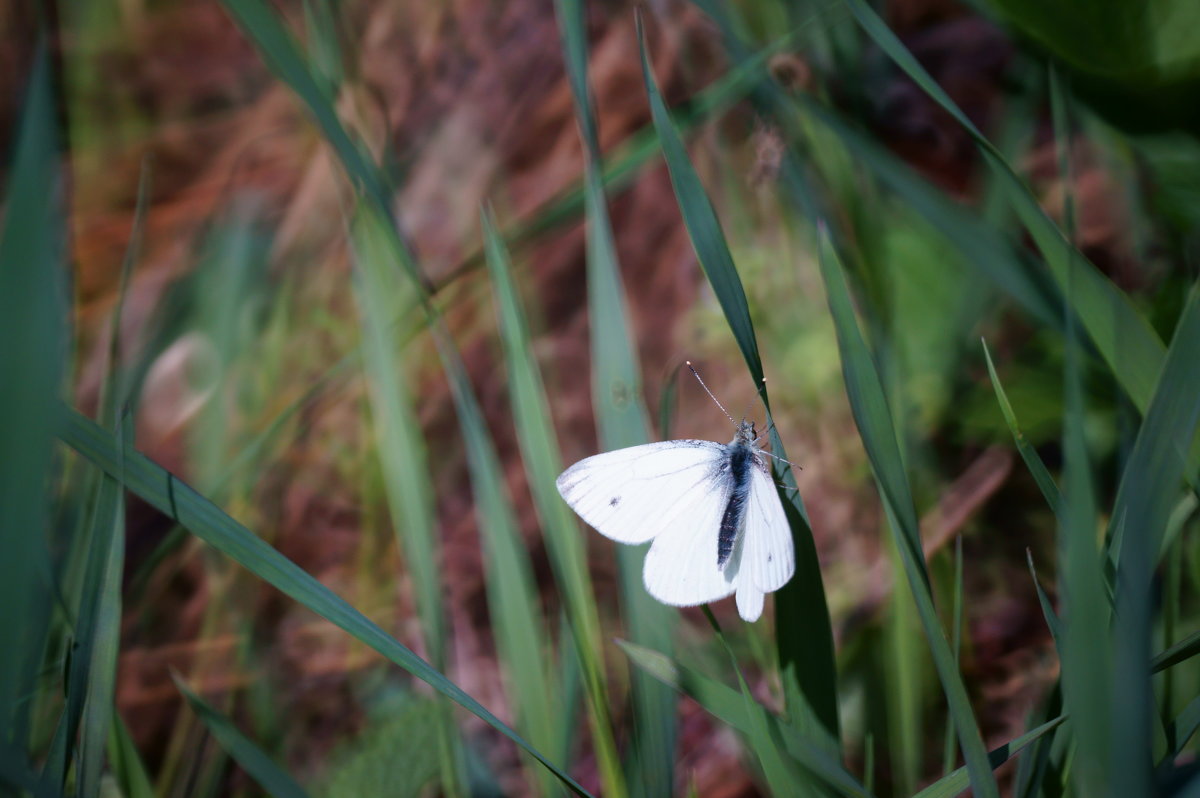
349,208,463,795
556,4,674,793
941,537,965,775
0,42,65,768
58,408,591,796
814,227,998,797
352,208,558,795
174,676,309,798
1108,284,1200,796
616,641,873,798
841,0,1167,416
636,11,840,750
1152,631,1200,674
482,208,623,795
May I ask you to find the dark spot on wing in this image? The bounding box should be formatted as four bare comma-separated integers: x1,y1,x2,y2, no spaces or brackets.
768,555,773,562
609,496,621,507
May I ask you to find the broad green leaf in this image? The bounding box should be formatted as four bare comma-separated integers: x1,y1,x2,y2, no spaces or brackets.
0,42,64,769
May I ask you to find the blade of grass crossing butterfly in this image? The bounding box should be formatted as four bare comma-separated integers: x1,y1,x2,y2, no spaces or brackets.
815,227,999,798
0,42,65,773
981,339,1064,514
174,675,310,798
58,408,591,796
482,208,624,795
555,3,675,794
1056,176,1110,798
1106,285,1200,796
615,641,873,798
841,0,1166,417
348,209,465,795
636,11,840,754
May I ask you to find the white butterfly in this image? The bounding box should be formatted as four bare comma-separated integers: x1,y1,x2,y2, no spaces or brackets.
555,369,796,622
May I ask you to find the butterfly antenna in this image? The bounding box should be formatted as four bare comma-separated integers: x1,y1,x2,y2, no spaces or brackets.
761,449,802,471
686,361,735,424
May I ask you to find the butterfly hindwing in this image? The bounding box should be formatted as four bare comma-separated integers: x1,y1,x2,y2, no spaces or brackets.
742,458,795,593
555,440,726,544
642,474,740,607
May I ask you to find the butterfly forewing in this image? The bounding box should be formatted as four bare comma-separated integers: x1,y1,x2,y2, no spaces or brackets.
555,440,726,544
742,461,795,592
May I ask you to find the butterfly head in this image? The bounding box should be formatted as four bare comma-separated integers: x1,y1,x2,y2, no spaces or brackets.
735,419,758,445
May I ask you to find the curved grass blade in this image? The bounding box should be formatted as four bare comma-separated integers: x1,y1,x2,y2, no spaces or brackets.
981,339,1063,514
174,676,309,798
912,715,1068,798
616,641,873,798
841,0,1166,416
58,408,591,797
483,208,624,795
557,4,674,793
0,41,65,769
701,607,805,795
636,11,839,750
815,227,998,797
1165,696,1200,759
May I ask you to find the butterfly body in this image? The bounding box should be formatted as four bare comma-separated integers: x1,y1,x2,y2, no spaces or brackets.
555,419,795,621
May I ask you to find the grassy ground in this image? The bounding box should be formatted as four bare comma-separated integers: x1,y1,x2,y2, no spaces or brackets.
2,0,1200,796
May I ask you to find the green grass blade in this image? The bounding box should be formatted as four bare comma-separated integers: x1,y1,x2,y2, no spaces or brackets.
841,0,1167,416
617,641,873,798
556,5,675,794
815,227,998,797
1165,695,1200,758
0,41,65,766
701,608,805,795
941,537,965,775
349,207,463,794
1108,284,1200,796
1152,630,1200,674
636,12,840,749
174,676,309,798
482,208,624,795
982,339,1064,513
912,715,1068,798
219,0,389,217
58,408,591,796
1026,550,1062,643
108,713,155,798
